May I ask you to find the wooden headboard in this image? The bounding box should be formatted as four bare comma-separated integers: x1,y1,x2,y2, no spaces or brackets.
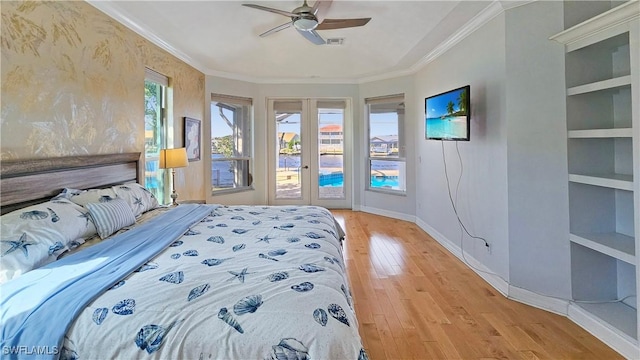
0,152,141,215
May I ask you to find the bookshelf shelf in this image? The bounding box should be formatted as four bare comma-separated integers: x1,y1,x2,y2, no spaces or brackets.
552,2,639,356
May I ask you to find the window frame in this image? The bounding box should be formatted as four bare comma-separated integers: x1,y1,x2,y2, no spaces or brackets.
210,93,253,195
365,94,407,195
144,68,170,204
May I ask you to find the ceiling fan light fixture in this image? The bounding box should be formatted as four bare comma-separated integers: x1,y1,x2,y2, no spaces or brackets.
293,17,318,31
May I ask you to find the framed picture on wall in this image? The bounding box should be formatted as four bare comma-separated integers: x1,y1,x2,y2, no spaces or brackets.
184,117,201,162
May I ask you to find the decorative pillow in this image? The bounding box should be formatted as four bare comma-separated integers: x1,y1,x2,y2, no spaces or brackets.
51,187,85,200
112,183,159,217
67,187,118,207
0,199,98,284
86,199,136,239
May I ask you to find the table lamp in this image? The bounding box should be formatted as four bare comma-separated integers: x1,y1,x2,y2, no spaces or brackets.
159,148,188,205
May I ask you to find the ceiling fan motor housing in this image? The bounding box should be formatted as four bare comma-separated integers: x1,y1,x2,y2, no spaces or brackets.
293,14,318,31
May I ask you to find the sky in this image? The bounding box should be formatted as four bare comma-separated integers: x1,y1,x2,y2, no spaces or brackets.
211,104,234,137
269,113,397,137
426,87,465,119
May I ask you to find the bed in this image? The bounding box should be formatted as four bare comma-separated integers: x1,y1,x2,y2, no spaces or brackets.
0,153,367,360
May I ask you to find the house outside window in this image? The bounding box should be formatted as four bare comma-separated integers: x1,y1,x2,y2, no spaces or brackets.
211,94,253,193
144,68,169,204
365,94,406,193
319,124,343,154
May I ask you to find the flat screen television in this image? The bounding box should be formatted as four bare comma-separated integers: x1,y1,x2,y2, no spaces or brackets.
425,85,470,141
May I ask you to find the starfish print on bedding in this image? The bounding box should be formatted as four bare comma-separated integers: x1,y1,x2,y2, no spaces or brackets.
228,267,252,283
256,235,273,244
78,212,93,225
2,233,35,257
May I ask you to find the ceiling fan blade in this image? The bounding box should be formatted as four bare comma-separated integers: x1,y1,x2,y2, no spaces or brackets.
260,22,293,37
242,4,297,18
312,0,333,22
316,18,371,30
297,29,325,45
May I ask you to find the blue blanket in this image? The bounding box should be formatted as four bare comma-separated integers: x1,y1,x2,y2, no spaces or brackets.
0,204,214,360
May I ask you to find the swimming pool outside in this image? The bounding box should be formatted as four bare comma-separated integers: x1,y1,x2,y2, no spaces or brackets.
211,154,403,191
319,172,400,189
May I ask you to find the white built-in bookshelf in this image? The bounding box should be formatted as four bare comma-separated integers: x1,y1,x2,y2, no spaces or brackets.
551,1,639,357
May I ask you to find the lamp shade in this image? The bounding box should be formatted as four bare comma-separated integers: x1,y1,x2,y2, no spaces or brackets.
159,148,188,169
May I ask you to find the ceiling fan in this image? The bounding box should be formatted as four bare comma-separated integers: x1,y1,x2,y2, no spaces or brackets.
242,0,371,45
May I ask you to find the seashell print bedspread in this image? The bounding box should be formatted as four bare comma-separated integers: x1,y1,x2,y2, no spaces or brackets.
62,205,367,359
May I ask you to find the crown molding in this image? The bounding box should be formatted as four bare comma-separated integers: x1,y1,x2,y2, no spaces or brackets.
207,69,361,85
409,1,505,73
500,0,537,11
87,0,514,85
550,0,639,46
355,67,416,84
86,0,210,75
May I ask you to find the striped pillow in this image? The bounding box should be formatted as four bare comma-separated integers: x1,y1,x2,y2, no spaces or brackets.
86,199,136,239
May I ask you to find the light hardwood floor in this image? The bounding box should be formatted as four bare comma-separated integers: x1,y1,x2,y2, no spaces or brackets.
331,210,622,360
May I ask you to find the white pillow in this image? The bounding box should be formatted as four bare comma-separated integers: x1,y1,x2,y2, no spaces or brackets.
112,183,159,217
0,199,98,284
67,188,118,207
86,199,136,239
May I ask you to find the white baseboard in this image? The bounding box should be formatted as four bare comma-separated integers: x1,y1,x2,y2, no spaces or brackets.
568,304,639,360
415,216,637,359
415,218,510,296
351,208,638,358
507,285,568,316
358,206,416,223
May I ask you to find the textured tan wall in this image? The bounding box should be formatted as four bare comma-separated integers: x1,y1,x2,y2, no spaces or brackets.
1,1,205,200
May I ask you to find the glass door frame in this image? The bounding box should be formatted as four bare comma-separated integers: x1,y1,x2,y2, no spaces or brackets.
267,97,352,209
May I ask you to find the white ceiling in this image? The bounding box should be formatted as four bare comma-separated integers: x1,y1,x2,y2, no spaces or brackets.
88,1,512,83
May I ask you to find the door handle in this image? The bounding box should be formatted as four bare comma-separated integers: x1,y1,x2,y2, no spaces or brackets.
302,165,309,169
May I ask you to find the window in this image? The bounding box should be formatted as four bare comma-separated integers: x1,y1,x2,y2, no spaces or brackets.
144,68,169,204
211,94,252,193
365,94,406,193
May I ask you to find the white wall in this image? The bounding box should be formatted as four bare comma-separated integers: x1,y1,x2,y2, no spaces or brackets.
414,1,571,300
504,1,570,299
359,76,417,220
414,13,510,280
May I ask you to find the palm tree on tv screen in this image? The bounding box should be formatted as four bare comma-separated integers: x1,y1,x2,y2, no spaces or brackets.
457,88,468,114
446,101,455,115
